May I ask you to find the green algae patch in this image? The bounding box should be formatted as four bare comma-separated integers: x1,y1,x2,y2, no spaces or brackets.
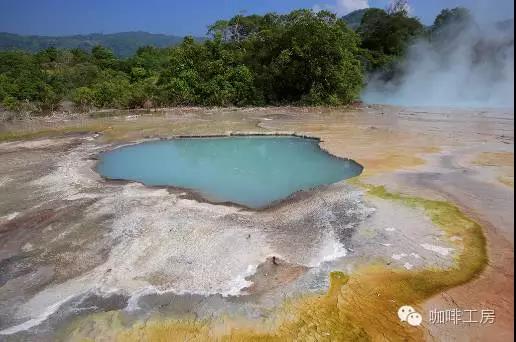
63,183,488,342
113,272,371,342
498,175,514,188
473,152,514,168
362,183,488,291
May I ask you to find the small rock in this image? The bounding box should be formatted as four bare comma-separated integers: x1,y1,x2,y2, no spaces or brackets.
22,242,33,252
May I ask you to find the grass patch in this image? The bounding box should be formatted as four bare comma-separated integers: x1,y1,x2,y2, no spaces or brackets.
0,116,264,143
0,125,98,142
498,175,514,188
473,152,514,167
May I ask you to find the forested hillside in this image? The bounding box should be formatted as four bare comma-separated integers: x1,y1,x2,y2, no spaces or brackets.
0,6,483,114
0,31,195,58
342,9,369,29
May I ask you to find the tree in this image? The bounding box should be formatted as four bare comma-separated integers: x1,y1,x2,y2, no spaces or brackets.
207,14,275,42
357,8,423,71
208,20,231,41
431,7,473,40
2,95,20,112
39,84,62,112
386,0,411,16
127,77,158,108
72,87,95,111
156,35,259,106
0,9,426,110
91,71,132,108
70,48,91,64
35,47,59,64
91,45,118,69
241,10,363,104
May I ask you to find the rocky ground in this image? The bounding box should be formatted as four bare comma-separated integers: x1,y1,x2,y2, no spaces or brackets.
0,105,513,341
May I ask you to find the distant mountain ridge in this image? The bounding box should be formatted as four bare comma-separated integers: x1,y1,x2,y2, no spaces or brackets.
0,31,204,57
342,9,369,29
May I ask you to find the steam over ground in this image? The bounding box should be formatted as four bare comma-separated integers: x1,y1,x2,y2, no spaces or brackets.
362,6,514,108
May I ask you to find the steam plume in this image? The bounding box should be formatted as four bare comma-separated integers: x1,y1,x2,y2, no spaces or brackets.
362,6,514,108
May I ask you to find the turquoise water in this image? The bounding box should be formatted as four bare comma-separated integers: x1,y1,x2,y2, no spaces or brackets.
97,136,363,208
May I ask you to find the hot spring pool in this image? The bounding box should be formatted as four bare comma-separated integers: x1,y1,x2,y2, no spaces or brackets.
97,136,363,208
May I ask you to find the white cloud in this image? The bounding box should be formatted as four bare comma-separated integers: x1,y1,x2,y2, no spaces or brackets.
314,0,369,16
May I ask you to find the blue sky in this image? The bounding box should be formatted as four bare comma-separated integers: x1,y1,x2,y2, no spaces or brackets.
0,0,513,37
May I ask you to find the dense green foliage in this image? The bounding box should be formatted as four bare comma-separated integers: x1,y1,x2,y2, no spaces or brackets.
0,10,366,111
430,7,473,41
357,8,424,71
0,7,471,113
